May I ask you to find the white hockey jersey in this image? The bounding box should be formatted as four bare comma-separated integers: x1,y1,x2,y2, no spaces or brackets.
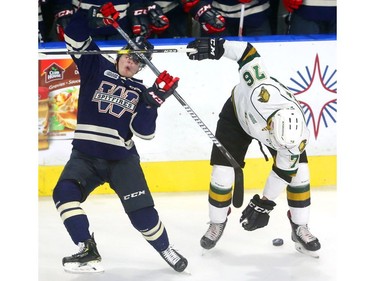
223,40,309,171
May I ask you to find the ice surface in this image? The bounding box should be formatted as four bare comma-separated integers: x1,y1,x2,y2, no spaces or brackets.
39,187,337,281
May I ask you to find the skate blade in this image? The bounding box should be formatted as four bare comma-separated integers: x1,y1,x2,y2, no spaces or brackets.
63,261,104,273
201,247,213,256
182,269,192,275
295,243,320,258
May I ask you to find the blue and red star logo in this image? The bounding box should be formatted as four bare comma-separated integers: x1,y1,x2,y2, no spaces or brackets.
287,54,337,139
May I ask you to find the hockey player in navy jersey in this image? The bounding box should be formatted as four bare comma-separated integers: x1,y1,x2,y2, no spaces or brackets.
149,0,226,38
45,0,170,41
52,3,188,273
186,38,321,257
209,0,273,36
282,0,336,35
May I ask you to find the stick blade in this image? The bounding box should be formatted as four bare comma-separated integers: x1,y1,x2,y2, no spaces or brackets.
232,167,244,208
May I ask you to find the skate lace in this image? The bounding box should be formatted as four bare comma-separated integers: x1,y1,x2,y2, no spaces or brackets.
296,225,317,243
161,246,180,265
205,222,225,240
72,242,86,257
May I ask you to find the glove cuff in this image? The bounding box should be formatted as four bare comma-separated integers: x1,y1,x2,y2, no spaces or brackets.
251,194,276,209
182,0,200,13
190,1,211,20
55,9,74,19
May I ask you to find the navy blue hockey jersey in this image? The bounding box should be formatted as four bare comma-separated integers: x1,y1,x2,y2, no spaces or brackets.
64,9,158,160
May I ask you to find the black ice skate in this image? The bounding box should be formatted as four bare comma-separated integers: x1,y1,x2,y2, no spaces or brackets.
62,233,104,273
200,219,227,250
159,245,188,272
287,211,321,258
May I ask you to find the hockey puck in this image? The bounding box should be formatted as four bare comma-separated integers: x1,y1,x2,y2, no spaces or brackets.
272,238,284,246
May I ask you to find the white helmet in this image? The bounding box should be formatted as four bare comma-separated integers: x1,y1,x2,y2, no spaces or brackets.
268,107,308,150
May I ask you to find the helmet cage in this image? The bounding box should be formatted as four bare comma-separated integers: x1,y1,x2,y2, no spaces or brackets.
116,37,153,69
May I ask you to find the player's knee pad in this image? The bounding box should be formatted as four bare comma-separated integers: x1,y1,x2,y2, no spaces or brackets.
263,170,289,201
211,165,234,190
128,206,160,232
290,163,310,186
52,179,83,207
52,180,86,224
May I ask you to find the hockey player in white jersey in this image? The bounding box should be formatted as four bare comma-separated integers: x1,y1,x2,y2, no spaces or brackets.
186,38,321,257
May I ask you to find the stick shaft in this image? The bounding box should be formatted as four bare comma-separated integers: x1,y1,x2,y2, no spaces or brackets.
115,25,244,208
286,12,292,35
39,48,196,56
238,4,245,37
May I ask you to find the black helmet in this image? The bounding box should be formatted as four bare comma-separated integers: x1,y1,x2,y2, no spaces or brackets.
116,36,154,68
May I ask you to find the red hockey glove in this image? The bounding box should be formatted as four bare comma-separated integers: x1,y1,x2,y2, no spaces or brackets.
283,0,303,13
128,3,152,38
144,71,179,107
181,0,200,13
100,2,119,25
189,2,225,34
147,3,169,34
88,3,119,29
54,7,74,41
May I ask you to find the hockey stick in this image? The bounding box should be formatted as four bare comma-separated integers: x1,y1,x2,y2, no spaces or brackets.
39,48,197,56
107,18,244,207
238,4,245,37
285,12,292,35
